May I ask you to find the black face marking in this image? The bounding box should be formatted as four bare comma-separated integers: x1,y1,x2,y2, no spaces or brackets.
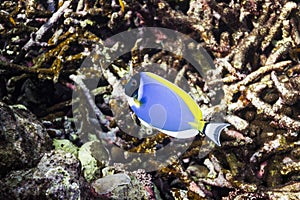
124,73,140,97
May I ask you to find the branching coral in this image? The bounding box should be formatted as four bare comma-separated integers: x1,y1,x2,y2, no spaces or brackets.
1,0,300,199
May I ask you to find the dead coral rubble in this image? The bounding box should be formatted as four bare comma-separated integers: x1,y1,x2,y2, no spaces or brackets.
0,0,300,199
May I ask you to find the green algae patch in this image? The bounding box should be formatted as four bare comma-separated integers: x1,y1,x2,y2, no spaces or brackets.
53,139,79,157
78,140,109,182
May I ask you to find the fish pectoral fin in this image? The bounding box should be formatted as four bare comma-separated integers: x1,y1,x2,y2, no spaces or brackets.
204,123,230,146
148,104,167,129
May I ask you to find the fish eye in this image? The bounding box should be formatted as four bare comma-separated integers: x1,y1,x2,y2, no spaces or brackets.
131,79,137,87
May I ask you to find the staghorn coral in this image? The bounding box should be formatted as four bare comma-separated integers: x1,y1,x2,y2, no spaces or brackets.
1,0,300,199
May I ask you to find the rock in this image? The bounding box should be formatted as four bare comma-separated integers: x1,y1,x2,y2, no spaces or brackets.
186,164,209,179
0,101,52,177
0,150,81,199
53,139,79,157
92,173,131,195
78,140,109,182
91,173,151,200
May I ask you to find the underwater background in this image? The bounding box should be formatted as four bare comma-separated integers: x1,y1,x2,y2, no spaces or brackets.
0,0,300,199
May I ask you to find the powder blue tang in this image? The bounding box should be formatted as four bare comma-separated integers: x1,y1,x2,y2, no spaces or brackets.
125,72,229,146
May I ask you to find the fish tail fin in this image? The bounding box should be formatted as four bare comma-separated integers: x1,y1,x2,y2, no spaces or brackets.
203,123,229,146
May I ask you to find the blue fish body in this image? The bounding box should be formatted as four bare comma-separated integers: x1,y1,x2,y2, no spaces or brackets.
125,72,229,146
130,73,195,131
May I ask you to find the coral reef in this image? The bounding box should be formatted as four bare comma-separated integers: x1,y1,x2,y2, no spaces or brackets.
0,0,300,199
